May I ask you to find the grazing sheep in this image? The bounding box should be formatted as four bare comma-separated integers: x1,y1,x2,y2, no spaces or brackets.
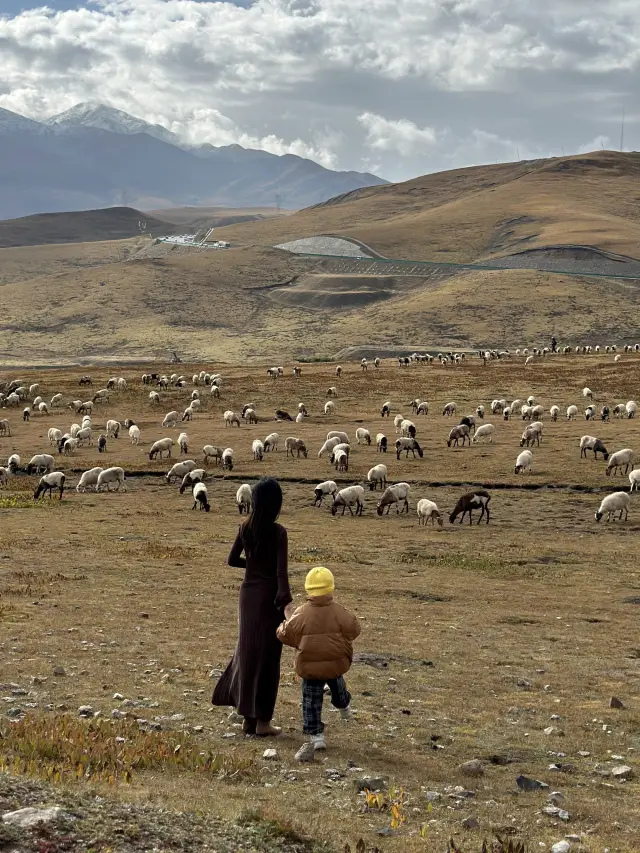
76,427,93,446
34,472,65,501
332,448,349,472
162,411,180,428
106,420,120,439
96,467,127,492
613,403,627,418
361,358,368,372
395,438,423,459
179,468,206,494
447,424,470,447
182,406,194,422
318,437,341,458
521,405,533,421
252,439,265,461
293,366,302,377
76,467,104,492
627,400,637,418
583,387,594,401
27,454,55,475
629,470,640,492
149,391,160,404
129,425,141,445
237,484,252,514
417,498,443,527
79,375,92,386
394,414,405,434
473,423,495,443
327,430,349,444
295,412,304,424
149,438,174,460
275,409,294,422
70,423,82,438
0,419,11,436
410,398,422,413
367,464,388,491
331,485,365,516
416,401,429,416
595,492,630,522
327,387,338,397
525,355,534,365
264,432,279,452
400,419,417,438
515,449,533,474
203,445,223,465
356,428,371,445
92,389,110,405
124,418,136,428
48,428,62,445
29,383,40,397
224,410,241,428
377,482,410,515
221,448,234,470
285,437,308,459
601,406,610,422
178,432,189,455
8,454,20,474
192,482,211,511
491,399,506,415
37,402,48,415
449,490,491,524
314,480,338,506
50,394,63,407
376,433,388,453
606,449,634,476
442,402,456,416
550,405,560,421
166,460,197,483
476,405,485,419
63,438,79,456
210,384,221,399
96,433,106,453
381,401,391,417
243,408,259,424
324,400,336,415
335,366,342,378
580,436,609,460
520,425,542,448
298,403,308,417
0,466,10,487
374,357,381,368
566,405,579,420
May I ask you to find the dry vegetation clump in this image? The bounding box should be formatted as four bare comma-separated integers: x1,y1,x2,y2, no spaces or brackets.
0,356,639,852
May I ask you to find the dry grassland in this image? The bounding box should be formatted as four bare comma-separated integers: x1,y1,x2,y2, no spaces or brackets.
1,357,639,852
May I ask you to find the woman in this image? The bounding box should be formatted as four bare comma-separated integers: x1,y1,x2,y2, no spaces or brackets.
212,477,292,735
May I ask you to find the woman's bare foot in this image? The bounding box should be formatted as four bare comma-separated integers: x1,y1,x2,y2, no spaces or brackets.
256,721,282,737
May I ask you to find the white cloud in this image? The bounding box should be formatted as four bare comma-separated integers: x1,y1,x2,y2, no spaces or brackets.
358,112,437,156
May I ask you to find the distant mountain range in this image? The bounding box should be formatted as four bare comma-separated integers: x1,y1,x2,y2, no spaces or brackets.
0,102,387,219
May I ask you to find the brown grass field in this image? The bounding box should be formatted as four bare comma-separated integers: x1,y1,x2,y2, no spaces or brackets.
1,355,639,852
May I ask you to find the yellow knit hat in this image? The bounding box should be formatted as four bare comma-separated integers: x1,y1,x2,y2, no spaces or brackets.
305,566,335,597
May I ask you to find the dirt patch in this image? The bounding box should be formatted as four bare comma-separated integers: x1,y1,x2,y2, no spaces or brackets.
266,274,398,309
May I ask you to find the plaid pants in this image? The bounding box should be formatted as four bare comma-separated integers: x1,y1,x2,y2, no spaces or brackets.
302,676,351,735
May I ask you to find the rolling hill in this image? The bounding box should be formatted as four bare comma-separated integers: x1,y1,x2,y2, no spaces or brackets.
1,150,640,365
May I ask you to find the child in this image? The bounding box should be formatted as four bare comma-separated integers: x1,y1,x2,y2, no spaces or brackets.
277,566,361,752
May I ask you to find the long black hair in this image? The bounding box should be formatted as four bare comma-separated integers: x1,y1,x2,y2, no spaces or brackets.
243,477,283,551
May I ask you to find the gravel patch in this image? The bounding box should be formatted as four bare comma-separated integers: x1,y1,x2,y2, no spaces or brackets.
487,246,640,279
275,236,373,258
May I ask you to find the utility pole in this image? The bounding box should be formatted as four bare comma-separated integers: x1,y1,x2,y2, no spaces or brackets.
275,193,282,213
620,107,625,152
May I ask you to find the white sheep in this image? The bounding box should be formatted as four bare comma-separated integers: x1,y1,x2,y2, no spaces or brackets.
166,460,197,483
331,485,365,516
400,419,416,438
50,394,63,407
376,433,388,453
0,466,9,487
327,386,338,397
395,437,423,459
332,448,349,472
162,411,180,428
550,405,560,421
236,484,252,514
221,448,234,470
97,467,126,492
129,425,141,445
472,424,495,443
117,378,127,391
7,454,20,473
295,412,305,423
179,468,206,494
0,419,11,436
356,428,371,445
583,387,594,400
567,405,579,420
34,471,66,500
243,408,259,425
32,396,43,408
76,427,93,446
367,464,388,491
191,482,210,511
580,435,609,460
182,406,194,422
285,437,308,458
393,414,405,433
327,430,348,444
417,498,443,527
252,439,265,461
314,480,338,506
324,400,336,416
442,402,456,416
626,400,637,418
520,425,542,448
629,470,640,492
63,438,79,455
76,467,104,493
149,438,174,460
416,402,429,416
595,492,630,522
606,449,634,476
29,383,40,396
264,432,279,452
224,410,241,428
514,449,533,474
203,445,223,465
210,384,221,399
377,482,411,515
149,391,160,404
335,366,342,378
178,432,189,455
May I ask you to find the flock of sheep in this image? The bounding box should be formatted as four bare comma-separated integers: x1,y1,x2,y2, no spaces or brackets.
0,358,638,525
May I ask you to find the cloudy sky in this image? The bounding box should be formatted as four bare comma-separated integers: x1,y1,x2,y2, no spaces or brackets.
0,0,638,181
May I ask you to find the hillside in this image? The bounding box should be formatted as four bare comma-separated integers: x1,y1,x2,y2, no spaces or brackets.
2,150,640,364
0,208,175,249
0,104,386,218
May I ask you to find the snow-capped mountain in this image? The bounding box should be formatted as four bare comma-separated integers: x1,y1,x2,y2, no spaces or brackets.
45,102,180,146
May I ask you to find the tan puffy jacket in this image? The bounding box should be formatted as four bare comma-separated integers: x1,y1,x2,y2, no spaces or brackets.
276,594,361,680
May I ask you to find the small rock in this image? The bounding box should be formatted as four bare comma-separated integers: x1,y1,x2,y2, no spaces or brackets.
77,705,94,717
295,742,316,763
6,708,23,718
52,666,66,676
355,775,388,792
548,791,565,805
462,816,480,830
609,696,625,709
577,751,590,757
459,759,484,777
544,726,557,735
262,748,278,760
111,709,126,720
138,612,150,618
2,807,66,828
517,775,549,792
30,676,45,686
611,765,635,780
517,678,531,689
425,791,441,802
113,692,124,701
551,843,571,853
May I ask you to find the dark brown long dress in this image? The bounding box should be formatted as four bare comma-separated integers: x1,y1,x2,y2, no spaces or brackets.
212,521,291,722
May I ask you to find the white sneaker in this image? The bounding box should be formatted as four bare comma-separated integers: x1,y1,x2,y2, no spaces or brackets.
311,733,326,751
339,706,354,721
